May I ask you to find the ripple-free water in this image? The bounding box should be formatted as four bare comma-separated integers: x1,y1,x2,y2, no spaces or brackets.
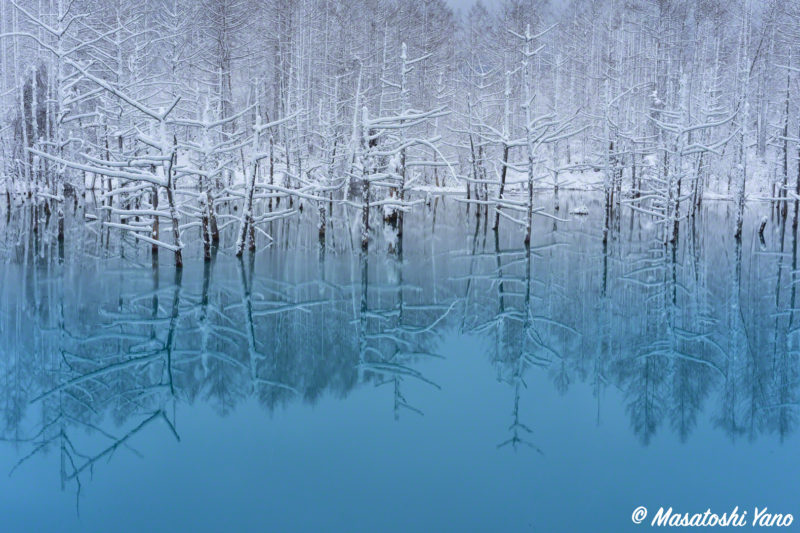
0,193,798,532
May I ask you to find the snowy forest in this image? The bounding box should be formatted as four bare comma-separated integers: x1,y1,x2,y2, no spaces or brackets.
0,0,797,264
5,2,800,525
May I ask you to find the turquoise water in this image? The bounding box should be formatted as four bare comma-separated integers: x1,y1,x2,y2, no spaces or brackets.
0,194,798,532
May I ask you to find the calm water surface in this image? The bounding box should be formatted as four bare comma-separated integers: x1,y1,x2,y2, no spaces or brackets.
0,193,798,532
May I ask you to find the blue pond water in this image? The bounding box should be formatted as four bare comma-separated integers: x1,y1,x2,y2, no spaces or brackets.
0,193,798,532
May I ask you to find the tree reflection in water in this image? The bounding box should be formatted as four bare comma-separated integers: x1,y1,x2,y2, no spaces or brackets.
0,192,796,504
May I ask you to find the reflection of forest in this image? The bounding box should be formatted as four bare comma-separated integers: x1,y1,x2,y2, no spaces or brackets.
0,194,798,493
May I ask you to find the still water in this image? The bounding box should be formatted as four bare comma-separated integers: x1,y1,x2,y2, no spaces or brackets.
0,193,798,532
